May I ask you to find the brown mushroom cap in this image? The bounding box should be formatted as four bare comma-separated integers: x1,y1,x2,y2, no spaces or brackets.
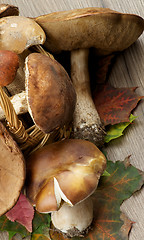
0,50,19,87
26,139,106,213
0,122,25,216
0,4,19,18
35,7,144,55
25,53,76,133
0,16,46,54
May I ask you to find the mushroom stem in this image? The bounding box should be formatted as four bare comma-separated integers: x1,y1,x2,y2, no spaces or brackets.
71,48,105,146
51,197,93,237
0,88,49,153
0,91,27,121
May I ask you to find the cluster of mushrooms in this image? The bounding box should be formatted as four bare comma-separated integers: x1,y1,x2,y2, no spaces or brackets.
0,3,144,237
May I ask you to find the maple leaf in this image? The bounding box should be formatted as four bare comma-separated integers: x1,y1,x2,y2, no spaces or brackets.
49,158,144,240
32,211,51,239
0,215,29,239
0,209,50,239
89,53,115,88
6,193,34,232
105,114,137,143
93,84,143,126
0,159,143,240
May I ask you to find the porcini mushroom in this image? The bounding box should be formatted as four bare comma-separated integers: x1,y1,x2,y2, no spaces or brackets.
25,52,76,133
0,50,19,87
35,7,144,146
0,16,46,54
0,50,30,143
0,121,25,216
0,4,19,18
26,139,106,237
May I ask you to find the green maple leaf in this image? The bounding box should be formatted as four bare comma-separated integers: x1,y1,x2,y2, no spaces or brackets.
50,159,144,240
0,209,50,239
32,211,51,239
0,215,30,239
105,114,137,143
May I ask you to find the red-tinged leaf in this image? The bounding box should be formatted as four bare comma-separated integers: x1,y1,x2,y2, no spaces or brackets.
0,215,29,239
93,84,144,126
6,193,34,232
50,159,144,240
90,54,115,86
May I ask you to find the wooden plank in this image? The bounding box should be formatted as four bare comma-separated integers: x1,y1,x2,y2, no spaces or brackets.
0,0,144,239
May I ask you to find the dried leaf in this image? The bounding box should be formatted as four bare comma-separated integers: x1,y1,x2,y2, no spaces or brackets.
6,193,34,232
93,84,143,126
120,213,133,239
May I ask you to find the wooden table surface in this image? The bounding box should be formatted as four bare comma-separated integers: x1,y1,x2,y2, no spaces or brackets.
0,0,144,240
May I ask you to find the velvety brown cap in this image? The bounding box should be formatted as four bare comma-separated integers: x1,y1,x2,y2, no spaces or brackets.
26,139,106,213
35,7,144,55
0,50,19,87
0,4,19,18
0,16,46,54
25,53,76,133
0,122,25,216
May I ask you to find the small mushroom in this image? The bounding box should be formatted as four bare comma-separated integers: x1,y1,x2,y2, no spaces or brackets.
0,121,25,216
0,4,19,18
35,7,144,146
26,139,106,237
0,50,30,143
0,49,19,124
25,52,76,133
0,16,46,54
0,50,19,87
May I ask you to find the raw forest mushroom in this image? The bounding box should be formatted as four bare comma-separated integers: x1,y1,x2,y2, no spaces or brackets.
5,49,33,96
0,49,19,123
0,16,46,54
0,52,76,140
0,49,30,143
26,139,106,237
0,50,19,87
25,53,76,133
35,7,144,146
0,4,19,18
0,121,25,216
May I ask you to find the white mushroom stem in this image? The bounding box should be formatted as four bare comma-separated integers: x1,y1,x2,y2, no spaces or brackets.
51,197,93,237
71,48,105,146
0,91,27,120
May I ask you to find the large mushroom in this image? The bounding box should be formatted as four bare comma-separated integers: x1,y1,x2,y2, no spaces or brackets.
0,121,25,216
26,138,106,237
25,52,76,134
35,7,144,146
